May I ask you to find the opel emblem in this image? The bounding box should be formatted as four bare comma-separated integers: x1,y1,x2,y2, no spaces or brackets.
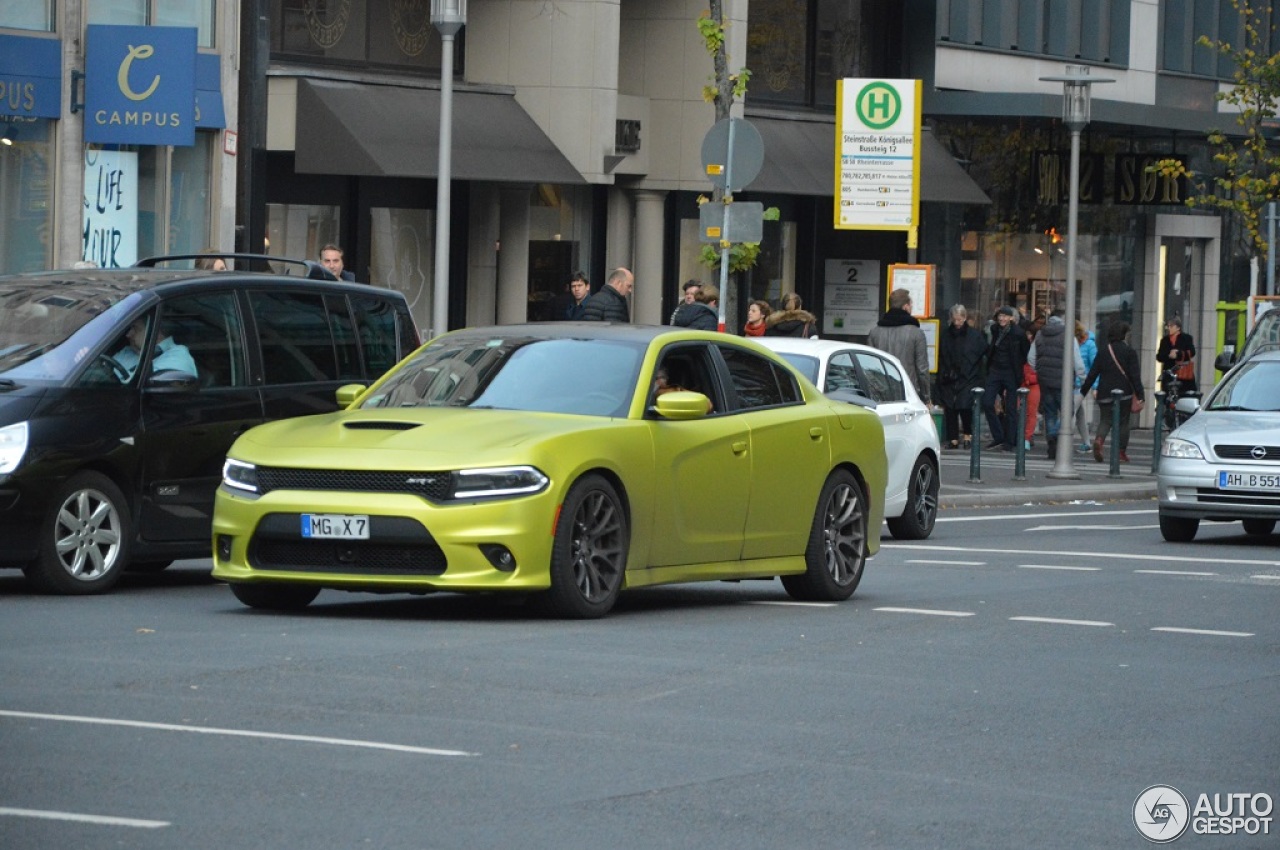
1251,446,1268,460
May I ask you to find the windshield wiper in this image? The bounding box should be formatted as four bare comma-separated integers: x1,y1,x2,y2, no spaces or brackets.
0,378,17,390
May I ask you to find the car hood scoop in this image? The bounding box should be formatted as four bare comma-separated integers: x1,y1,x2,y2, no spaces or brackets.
342,420,421,431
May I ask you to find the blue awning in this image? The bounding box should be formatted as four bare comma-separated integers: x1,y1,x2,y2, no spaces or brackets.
195,53,225,129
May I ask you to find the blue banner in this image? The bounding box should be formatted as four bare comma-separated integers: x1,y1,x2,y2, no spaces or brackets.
195,53,225,129
0,35,62,119
85,25,196,146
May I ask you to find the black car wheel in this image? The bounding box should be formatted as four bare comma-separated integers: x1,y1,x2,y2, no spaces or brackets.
1242,518,1276,536
535,474,628,619
885,455,938,540
1159,512,1200,543
782,469,868,602
24,471,131,595
230,583,321,611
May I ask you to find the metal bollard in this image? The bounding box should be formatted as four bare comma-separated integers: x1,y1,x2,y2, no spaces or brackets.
968,387,984,483
1108,389,1123,478
1014,387,1029,481
1152,390,1166,473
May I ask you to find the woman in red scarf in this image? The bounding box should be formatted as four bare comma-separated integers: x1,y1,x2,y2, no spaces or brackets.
743,299,771,336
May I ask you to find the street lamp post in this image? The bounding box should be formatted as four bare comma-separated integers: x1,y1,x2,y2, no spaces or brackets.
431,0,467,340
1040,66,1113,479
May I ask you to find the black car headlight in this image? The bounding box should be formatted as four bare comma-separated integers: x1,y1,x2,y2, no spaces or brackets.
222,458,260,494
450,466,549,500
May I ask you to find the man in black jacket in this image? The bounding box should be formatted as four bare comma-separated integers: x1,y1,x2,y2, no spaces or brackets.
581,267,633,322
983,305,1028,451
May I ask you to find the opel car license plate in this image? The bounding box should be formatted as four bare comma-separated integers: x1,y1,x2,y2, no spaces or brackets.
301,514,370,539
1217,471,1280,490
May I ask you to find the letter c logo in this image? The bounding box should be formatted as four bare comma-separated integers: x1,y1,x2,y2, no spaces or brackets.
118,44,161,102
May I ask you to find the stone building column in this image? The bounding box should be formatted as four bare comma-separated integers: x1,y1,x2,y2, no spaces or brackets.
497,184,532,326
465,184,501,328
633,189,667,325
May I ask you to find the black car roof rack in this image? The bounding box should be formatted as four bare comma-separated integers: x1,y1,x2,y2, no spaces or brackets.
134,253,338,281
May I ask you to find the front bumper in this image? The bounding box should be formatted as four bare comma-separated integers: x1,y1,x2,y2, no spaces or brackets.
1157,457,1280,521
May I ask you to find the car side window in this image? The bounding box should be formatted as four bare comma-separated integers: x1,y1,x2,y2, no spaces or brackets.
351,293,405,376
324,294,362,381
717,344,800,410
826,351,865,395
651,343,720,412
159,292,247,388
854,352,906,403
249,291,340,384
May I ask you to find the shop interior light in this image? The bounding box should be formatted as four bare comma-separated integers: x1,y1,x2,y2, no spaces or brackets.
0,127,15,146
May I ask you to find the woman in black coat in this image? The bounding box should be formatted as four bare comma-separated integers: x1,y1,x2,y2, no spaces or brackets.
1156,317,1197,395
1080,320,1144,463
936,304,986,448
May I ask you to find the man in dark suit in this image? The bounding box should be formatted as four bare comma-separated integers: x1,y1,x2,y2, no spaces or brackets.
320,244,357,282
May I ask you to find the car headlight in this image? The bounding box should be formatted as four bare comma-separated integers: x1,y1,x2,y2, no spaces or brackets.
1161,437,1205,460
0,421,28,474
222,458,260,493
451,466,549,499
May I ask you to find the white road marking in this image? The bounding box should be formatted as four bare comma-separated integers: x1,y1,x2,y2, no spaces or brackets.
0,710,477,757
1134,569,1218,577
1151,627,1254,637
1010,616,1114,627
904,559,986,565
751,601,838,607
0,807,169,829
888,543,1280,568
1253,575,1280,581
1018,564,1101,572
934,508,1156,523
875,607,975,617
1024,524,1161,531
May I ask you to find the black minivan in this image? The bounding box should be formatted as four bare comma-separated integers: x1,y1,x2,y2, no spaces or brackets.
0,256,420,594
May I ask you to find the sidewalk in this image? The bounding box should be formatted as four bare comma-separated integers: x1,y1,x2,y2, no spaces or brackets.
938,429,1160,508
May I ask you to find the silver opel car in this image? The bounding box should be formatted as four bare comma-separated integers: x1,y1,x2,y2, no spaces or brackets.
1158,349,1280,541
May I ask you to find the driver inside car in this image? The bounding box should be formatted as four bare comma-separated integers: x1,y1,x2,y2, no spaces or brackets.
113,318,198,381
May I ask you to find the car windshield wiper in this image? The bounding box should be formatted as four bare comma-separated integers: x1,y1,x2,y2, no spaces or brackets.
0,378,17,390
1209,405,1255,411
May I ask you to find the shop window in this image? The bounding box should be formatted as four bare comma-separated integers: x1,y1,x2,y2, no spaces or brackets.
266,202,341,266
0,2,55,30
747,0,902,109
0,118,54,274
271,0,451,73
368,206,434,332
116,132,215,264
87,0,218,48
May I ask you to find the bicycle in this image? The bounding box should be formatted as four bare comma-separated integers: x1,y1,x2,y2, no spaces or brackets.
1159,368,1199,432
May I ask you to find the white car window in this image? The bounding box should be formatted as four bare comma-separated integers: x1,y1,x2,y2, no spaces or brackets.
854,353,906,403
826,352,865,395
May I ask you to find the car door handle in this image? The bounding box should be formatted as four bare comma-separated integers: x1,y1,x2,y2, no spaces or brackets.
809,427,824,440
732,440,748,455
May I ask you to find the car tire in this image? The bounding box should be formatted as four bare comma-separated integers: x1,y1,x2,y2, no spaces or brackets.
534,474,628,619
782,469,868,602
1159,513,1200,542
885,455,938,540
1242,518,1276,536
24,471,131,595
229,583,321,611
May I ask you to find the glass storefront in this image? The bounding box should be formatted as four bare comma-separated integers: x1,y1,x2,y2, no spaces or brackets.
0,117,53,273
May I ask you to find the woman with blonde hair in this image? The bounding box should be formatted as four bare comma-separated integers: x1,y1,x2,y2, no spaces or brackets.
764,292,817,337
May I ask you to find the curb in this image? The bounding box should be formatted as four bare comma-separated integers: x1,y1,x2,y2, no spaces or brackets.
939,481,1157,509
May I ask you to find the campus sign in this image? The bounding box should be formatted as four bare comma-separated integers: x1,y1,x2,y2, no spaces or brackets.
85,25,197,146
0,34,62,119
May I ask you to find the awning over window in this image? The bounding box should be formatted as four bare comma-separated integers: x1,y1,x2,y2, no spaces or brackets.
294,78,584,184
747,115,991,205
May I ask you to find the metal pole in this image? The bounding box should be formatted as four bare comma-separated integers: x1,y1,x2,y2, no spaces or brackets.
431,30,457,340
1108,389,1123,478
716,120,737,334
1014,387,1029,481
1268,200,1276,297
1152,390,1166,473
968,388,984,483
1049,121,1083,479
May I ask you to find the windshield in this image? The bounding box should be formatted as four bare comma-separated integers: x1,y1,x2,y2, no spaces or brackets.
0,286,144,383
360,334,646,417
774,352,820,384
1205,359,1280,412
1239,309,1280,362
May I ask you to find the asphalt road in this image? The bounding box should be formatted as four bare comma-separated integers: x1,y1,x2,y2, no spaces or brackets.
2,503,1277,849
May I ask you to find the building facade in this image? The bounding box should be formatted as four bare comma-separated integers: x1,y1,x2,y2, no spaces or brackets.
0,0,237,271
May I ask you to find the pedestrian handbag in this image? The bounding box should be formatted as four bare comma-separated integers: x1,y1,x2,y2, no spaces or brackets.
1108,344,1144,413
1176,354,1195,382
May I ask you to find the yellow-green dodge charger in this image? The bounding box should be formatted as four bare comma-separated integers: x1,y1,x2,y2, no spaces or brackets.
212,324,886,618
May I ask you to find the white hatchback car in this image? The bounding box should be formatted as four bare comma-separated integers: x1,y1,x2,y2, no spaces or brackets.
757,337,941,539
1158,348,1280,541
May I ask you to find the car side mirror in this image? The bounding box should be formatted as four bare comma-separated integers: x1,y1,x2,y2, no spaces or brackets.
336,383,367,407
1175,395,1201,417
653,390,711,420
1214,349,1235,373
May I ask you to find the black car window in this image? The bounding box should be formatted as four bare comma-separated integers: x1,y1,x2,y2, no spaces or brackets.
854,352,906,402
158,292,247,388
351,293,405,376
650,343,720,412
718,344,800,409
826,351,865,395
249,291,340,384
324,294,362,380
